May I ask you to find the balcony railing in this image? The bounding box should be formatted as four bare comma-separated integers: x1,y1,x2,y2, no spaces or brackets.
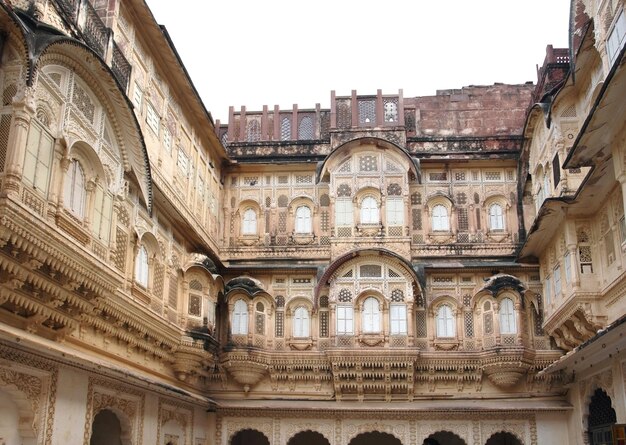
51,0,131,92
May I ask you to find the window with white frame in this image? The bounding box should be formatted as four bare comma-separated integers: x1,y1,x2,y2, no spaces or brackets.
232,299,248,335
499,297,517,334
335,199,354,226
432,204,450,231
163,126,172,153
134,245,149,288
554,265,562,295
293,306,310,338
177,148,189,176
360,196,379,224
242,208,257,235
564,252,572,284
607,9,626,65
543,174,550,198
63,159,86,218
337,305,354,335
489,203,505,230
390,304,407,334
436,304,455,337
92,185,112,243
146,102,160,135
23,122,54,195
386,197,404,226
132,82,143,108
295,206,312,233
362,297,381,333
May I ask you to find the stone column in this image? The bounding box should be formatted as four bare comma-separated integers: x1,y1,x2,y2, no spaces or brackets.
515,301,524,345
3,86,36,197
247,301,254,345
493,301,501,344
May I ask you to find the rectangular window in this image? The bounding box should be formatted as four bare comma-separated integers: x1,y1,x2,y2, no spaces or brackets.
335,199,353,226
336,306,353,335
390,304,407,334
386,197,404,226
23,123,54,195
554,265,562,295
146,102,160,134
163,126,172,153
132,82,143,108
607,9,626,65
177,148,189,177
92,186,112,243
544,276,551,306
484,171,502,181
564,252,572,284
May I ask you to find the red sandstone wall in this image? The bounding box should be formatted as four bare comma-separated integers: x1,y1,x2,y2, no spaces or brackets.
405,84,534,137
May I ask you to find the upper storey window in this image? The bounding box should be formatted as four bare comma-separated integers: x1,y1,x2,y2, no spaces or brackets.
436,305,455,338
489,203,505,231
360,196,379,224
358,99,376,124
232,300,248,335
295,206,312,234
64,159,86,218
242,208,257,235
23,122,54,196
280,117,291,141
499,298,517,334
362,297,381,333
92,185,112,243
432,205,450,231
134,245,149,288
608,9,626,65
335,199,354,226
298,116,314,140
359,155,378,172
384,99,398,123
293,306,310,338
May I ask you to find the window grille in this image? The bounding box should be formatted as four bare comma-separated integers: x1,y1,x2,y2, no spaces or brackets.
358,99,376,124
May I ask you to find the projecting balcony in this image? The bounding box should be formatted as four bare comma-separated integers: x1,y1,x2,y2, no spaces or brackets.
51,0,131,91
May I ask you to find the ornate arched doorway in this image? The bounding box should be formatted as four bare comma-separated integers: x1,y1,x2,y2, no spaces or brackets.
349,431,403,445
588,388,617,445
231,429,270,445
90,409,123,445
423,431,466,445
288,430,331,445
485,431,523,445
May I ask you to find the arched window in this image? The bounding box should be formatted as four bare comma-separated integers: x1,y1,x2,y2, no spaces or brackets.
293,306,310,338
489,203,505,230
360,196,379,224
295,206,312,233
242,208,257,235
436,305,455,337
232,300,248,335
499,297,517,334
362,297,380,333
134,245,149,288
64,159,86,218
432,205,449,231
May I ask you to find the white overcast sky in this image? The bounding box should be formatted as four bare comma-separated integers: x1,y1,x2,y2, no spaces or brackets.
145,0,571,123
